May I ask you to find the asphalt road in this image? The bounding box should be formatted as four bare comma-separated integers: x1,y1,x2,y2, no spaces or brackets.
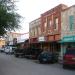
0,53,75,75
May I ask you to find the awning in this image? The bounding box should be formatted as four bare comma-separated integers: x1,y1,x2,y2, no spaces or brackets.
59,36,75,43
59,40,75,43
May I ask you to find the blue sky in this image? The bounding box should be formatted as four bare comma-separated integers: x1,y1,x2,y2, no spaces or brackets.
16,0,75,33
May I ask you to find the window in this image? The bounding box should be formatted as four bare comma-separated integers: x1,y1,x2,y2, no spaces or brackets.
38,27,41,35
33,29,35,36
66,49,75,55
54,17,58,30
44,22,47,31
69,15,74,30
31,29,35,36
34,28,37,36
30,30,32,37
47,20,52,29
44,22,47,28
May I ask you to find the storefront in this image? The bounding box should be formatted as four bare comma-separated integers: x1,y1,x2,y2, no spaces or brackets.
46,35,60,52
38,36,60,52
38,36,46,50
60,36,75,57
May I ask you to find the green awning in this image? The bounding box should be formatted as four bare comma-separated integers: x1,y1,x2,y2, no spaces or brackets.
59,36,75,43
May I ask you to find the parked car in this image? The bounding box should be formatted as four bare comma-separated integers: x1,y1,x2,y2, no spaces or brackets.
4,46,14,54
63,48,75,68
38,51,58,63
0,48,5,52
14,47,42,59
14,48,25,57
25,48,42,59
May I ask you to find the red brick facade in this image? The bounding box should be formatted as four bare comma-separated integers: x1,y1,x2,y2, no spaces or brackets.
41,4,68,42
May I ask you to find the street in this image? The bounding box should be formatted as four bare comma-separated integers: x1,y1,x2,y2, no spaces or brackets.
0,53,75,75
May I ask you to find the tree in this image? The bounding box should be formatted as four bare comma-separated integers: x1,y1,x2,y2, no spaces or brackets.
0,0,21,36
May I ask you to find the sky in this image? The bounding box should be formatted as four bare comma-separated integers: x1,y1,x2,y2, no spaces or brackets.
16,0,75,33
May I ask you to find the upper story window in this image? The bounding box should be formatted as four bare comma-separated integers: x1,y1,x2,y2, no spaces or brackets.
54,17,58,30
44,22,47,31
38,27,41,35
69,15,74,30
34,28,37,36
33,29,35,37
47,20,52,29
44,22,47,28
30,29,35,37
29,30,32,37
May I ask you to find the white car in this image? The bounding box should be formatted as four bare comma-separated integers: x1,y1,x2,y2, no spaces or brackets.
4,46,13,54
0,48,5,52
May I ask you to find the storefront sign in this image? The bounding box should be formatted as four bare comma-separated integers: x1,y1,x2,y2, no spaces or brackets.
62,36,75,42
38,36,45,42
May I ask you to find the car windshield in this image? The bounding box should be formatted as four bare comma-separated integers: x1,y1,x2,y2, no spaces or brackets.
41,51,52,55
66,49,75,55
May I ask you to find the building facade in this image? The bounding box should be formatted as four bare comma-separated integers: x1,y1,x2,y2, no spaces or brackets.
40,4,68,52
29,4,68,52
5,32,22,45
29,18,42,48
61,5,75,57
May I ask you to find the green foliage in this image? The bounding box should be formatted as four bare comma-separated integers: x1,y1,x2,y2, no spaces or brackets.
0,0,21,36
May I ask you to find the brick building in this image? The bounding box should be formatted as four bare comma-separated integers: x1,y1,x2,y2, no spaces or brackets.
39,4,68,52
29,4,68,53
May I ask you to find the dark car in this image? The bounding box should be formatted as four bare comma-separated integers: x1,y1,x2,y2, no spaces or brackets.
38,51,57,63
63,48,75,68
25,48,42,59
14,48,25,57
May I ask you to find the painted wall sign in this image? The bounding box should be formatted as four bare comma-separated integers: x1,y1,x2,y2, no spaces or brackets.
38,36,45,42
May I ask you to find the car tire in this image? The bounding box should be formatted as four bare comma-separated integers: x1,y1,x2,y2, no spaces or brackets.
63,64,67,69
15,54,19,57
51,60,55,64
39,60,43,63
